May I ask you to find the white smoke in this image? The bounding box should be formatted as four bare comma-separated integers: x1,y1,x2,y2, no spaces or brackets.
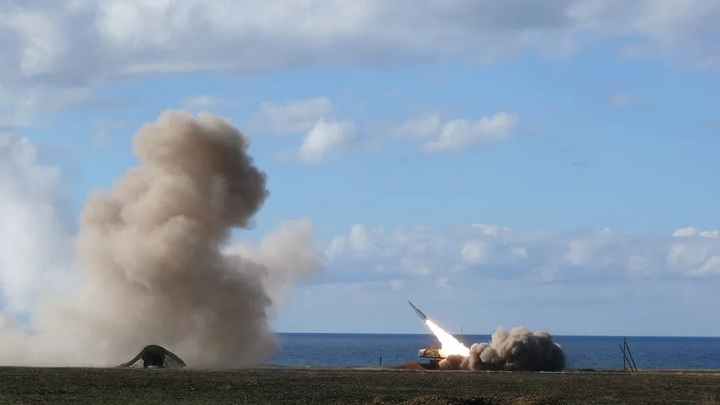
437,326,565,372
0,110,320,367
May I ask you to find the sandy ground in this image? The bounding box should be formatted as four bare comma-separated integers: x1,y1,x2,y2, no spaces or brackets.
0,366,718,404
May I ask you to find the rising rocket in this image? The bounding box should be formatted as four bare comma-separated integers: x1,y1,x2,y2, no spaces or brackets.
408,301,428,321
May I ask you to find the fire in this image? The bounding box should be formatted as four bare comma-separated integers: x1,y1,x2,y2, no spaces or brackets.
425,319,470,357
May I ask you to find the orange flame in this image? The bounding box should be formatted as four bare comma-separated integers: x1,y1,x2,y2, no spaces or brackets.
425,319,470,357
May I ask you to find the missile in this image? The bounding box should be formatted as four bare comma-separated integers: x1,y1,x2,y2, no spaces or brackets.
408,301,428,321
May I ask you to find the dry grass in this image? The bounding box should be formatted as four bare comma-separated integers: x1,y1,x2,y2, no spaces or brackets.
0,366,717,404
701,394,717,405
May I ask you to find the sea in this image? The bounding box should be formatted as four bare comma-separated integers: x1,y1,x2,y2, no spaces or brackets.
267,334,720,370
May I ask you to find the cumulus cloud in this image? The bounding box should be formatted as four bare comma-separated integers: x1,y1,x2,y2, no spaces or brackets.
1,0,717,119
0,135,72,316
462,240,489,265
3,1,717,80
396,112,518,152
249,98,359,163
297,119,358,163
312,223,720,335
326,225,456,280
667,229,720,276
325,223,720,283
252,98,333,135
672,226,719,238
256,104,514,161
2,8,67,77
568,0,720,70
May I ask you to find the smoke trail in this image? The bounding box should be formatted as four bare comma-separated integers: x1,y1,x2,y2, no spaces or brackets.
437,326,565,371
0,110,320,367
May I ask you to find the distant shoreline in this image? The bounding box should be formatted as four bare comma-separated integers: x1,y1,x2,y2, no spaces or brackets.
275,332,720,339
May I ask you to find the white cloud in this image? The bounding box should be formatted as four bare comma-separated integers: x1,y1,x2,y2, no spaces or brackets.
96,1,178,50
3,1,717,78
394,113,443,139
472,223,516,237
183,95,229,111
311,223,720,335
510,247,528,259
249,97,360,163
325,225,455,277
396,112,519,152
90,119,128,148
672,226,719,238
667,228,720,276
1,0,717,117
426,113,518,151
297,119,358,163
253,98,333,135
388,279,404,290
0,135,73,315
324,223,720,283
348,224,375,251
563,235,614,268
695,255,720,276
2,10,66,77
461,240,489,265
8,86,96,122
566,0,719,70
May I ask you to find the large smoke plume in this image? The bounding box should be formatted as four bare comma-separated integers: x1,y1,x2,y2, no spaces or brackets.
438,326,565,372
0,110,319,367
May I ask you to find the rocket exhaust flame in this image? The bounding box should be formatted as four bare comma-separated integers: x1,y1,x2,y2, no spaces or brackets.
409,301,565,371
409,302,469,357
424,319,470,358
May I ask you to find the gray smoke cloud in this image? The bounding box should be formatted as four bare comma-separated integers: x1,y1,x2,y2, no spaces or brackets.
438,326,565,372
0,110,319,367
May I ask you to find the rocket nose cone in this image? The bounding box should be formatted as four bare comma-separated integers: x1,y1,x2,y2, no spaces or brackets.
408,301,428,320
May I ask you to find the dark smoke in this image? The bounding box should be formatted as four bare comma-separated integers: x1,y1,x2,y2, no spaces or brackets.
439,326,565,372
0,110,319,367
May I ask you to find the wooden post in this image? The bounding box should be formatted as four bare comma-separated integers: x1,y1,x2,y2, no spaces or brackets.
620,338,638,372
623,337,627,371
624,340,638,372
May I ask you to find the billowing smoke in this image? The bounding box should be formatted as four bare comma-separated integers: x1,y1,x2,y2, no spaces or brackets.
0,110,319,367
437,326,565,371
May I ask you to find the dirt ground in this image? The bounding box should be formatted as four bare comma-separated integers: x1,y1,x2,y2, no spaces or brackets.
0,366,717,405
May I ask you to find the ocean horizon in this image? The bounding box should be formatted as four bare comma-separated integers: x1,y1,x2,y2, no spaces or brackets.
267,333,720,370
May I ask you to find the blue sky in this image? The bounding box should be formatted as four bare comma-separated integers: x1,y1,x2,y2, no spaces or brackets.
1,0,719,337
